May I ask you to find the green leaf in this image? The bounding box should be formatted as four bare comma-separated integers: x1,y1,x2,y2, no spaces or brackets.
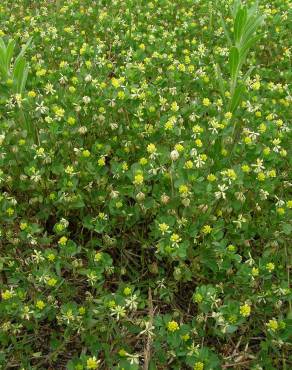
240,15,264,47
214,63,226,100
282,223,292,235
247,0,260,19
0,38,6,51
234,7,247,44
243,65,255,82
220,14,232,47
13,56,26,93
230,84,245,112
229,46,239,81
14,36,32,66
5,39,15,72
19,64,29,93
239,34,262,66
55,260,62,277
231,0,241,18
0,39,8,78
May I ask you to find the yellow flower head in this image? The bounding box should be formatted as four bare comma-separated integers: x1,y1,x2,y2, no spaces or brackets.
123,287,132,296
194,293,203,303
195,139,203,147
67,117,76,126
251,267,259,277
36,300,46,310
185,160,193,169
181,333,190,341
98,157,106,167
203,98,210,106
226,169,237,180
257,172,266,181
133,173,144,186
159,223,169,234
170,233,181,243
82,150,91,158
266,262,275,272
259,123,266,133
171,102,179,112
241,164,250,173
94,252,102,262
47,253,56,262
175,143,184,152
167,320,179,332
179,184,189,196
224,112,232,120
147,143,157,154
194,362,204,370
207,174,216,182
267,319,278,332
58,236,68,246
267,169,276,178
118,348,127,357
240,303,251,317
2,290,14,300
86,356,100,369
28,90,36,98
20,222,28,230
47,278,57,287
202,225,212,234
111,77,121,88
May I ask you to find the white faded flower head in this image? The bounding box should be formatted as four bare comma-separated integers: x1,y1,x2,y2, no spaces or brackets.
170,149,179,161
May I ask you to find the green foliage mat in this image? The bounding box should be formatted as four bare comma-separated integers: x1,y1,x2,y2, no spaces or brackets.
0,0,291,369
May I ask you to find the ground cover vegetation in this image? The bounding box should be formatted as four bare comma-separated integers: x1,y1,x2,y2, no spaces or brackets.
0,0,291,369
